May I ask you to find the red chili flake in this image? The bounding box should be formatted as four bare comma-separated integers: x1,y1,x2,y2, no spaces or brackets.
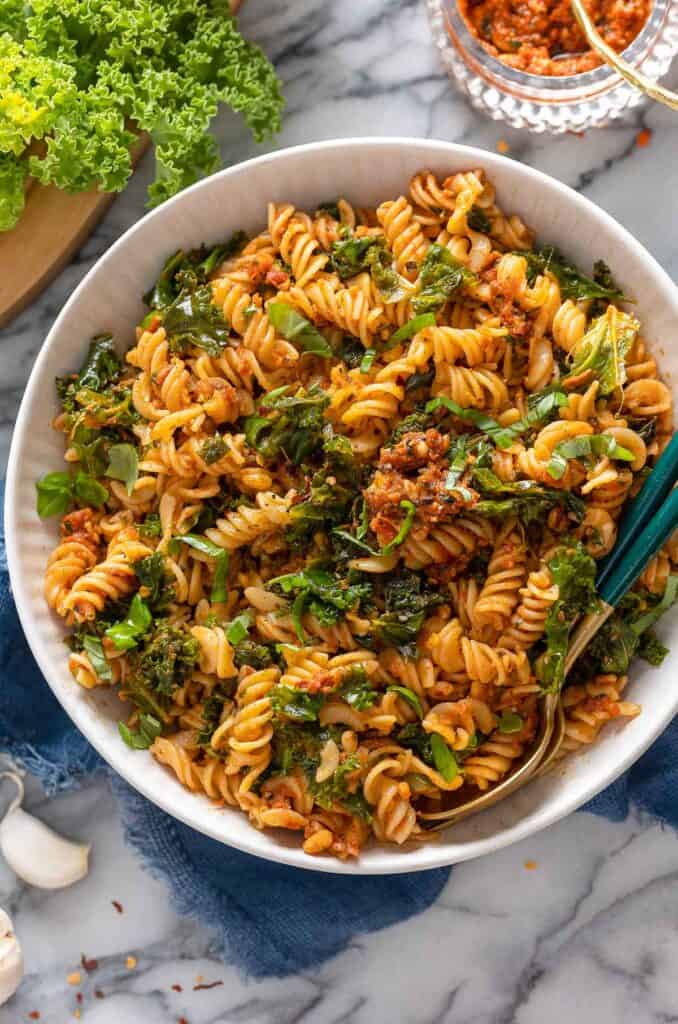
171,984,183,992
178,1018,189,1024
28,1013,40,1020
112,900,124,914
81,954,99,972
94,990,105,1000
76,993,83,1004
193,980,224,991
636,128,652,148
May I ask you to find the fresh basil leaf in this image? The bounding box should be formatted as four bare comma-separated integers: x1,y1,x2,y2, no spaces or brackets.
331,528,378,555
83,635,113,682
430,733,459,782
357,499,370,541
502,386,568,442
211,551,229,603
387,685,423,718
382,500,417,555
268,302,332,356
177,534,226,559
105,594,152,651
426,396,515,448
546,434,634,480
105,444,139,496
498,710,523,734
118,713,162,751
73,472,108,508
360,348,377,373
225,612,252,645
35,472,73,518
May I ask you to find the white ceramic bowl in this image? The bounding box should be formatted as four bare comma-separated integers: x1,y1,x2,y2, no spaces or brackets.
6,139,678,875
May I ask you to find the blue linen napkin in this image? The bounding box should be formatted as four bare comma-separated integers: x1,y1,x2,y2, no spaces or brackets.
1,484,676,977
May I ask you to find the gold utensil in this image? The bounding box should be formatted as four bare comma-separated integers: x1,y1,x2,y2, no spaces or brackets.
421,441,678,832
570,0,678,112
419,608,611,831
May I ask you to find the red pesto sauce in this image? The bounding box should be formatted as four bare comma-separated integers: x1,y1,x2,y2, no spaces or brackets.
458,0,652,75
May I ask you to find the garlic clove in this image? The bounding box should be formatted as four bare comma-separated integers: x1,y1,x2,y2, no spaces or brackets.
0,806,90,890
0,909,24,1007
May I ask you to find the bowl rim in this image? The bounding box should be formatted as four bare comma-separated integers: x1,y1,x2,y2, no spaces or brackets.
6,136,678,875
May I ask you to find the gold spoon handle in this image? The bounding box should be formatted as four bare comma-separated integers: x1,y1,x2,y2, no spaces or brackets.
570,0,678,111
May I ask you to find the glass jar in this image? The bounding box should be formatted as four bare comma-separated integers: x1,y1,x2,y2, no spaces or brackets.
426,0,678,133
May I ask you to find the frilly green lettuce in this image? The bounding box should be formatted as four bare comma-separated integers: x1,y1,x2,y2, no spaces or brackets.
0,0,283,229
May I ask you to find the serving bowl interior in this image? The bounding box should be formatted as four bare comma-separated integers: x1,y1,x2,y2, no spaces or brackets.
6,138,678,875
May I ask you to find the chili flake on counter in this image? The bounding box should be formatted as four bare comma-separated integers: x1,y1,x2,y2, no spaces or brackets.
458,0,652,76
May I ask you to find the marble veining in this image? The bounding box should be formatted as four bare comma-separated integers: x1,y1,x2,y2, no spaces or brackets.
1,0,678,1020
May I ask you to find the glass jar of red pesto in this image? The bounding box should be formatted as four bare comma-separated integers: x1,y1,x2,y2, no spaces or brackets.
426,0,678,133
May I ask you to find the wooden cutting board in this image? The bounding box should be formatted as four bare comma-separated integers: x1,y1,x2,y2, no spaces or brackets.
0,0,243,329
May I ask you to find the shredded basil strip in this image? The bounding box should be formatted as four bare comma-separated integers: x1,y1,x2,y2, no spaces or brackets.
176,534,229,603
83,635,113,682
387,685,423,718
267,302,332,356
426,396,515,449
430,733,459,782
388,313,437,347
547,434,634,480
382,500,417,555
360,348,377,373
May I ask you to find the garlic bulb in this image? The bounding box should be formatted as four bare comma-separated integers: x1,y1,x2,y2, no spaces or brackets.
0,909,23,1007
0,773,90,890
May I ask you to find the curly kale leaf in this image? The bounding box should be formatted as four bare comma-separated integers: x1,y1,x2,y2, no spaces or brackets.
1,7,283,229
144,235,247,310
579,578,678,676
244,385,330,466
373,571,444,656
134,553,175,613
538,543,599,692
131,623,200,697
329,234,384,279
412,244,477,315
564,306,639,396
270,566,372,641
56,335,123,412
472,468,586,526
269,723,372,820
522,247,625,304
163,285,230,356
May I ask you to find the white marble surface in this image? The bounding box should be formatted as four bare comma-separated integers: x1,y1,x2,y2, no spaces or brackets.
2,0,678,1020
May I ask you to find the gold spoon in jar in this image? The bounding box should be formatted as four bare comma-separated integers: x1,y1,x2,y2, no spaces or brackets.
570,0,678,111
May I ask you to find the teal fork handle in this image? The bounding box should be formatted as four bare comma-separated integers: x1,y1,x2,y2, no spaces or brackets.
599,486,678,607
597,433,678,589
